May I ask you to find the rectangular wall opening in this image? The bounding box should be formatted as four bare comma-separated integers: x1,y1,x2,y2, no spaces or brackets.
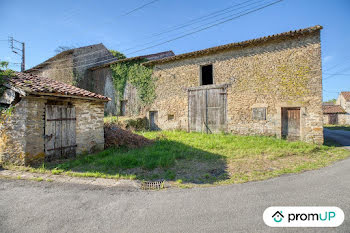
200,64,213,85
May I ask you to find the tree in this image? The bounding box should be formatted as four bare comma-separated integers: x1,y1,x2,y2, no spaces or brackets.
54,46,76,54
325,98,337,104
109,50,126,60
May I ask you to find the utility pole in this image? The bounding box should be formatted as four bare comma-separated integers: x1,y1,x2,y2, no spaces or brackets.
9,36,25,71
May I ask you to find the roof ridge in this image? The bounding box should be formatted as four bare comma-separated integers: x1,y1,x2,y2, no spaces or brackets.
144,25,323,66
8,72,110,101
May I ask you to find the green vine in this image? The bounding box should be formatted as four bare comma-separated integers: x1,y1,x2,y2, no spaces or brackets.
110,59,155,106
0,61,15,121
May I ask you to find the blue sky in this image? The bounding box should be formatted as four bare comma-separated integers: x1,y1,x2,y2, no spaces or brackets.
1,0,349,101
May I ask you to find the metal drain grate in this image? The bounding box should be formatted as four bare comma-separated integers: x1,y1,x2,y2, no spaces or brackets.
141,180,165,190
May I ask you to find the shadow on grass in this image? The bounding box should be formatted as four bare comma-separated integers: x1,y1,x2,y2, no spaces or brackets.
45,139,229,184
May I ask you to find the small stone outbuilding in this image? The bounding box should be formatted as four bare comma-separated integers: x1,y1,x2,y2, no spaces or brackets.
0,72,109,165
322,104,346,125
336,91,350,124
143,25,324,144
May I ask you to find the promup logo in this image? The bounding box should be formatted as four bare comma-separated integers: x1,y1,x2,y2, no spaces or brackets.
272,211,284,223
263,206,344,227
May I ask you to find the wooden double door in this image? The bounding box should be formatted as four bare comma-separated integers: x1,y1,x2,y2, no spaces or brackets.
45,105,76,161
188,86,227,133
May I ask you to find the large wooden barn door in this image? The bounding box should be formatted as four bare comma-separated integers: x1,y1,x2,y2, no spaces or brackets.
45,105,76,161
281,107,300,140
188,86,226,133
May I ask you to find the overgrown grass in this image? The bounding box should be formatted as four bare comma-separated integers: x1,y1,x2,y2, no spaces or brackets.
324,125,350,131
5,131,349,187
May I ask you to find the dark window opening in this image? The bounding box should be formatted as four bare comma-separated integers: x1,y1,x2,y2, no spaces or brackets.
201,64,213,85
168,114,174,120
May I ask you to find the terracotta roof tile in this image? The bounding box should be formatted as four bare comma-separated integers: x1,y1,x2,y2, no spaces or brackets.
322,105,346,114
7,72,110,101
341,92,350,101
143,25,323,66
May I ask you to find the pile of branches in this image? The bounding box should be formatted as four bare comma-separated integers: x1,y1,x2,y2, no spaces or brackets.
104,122,153,149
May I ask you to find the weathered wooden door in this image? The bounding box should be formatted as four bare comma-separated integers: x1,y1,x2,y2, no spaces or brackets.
188,86,227,133
149,111,158,131
282,107,300,140
329,114,338,125
45,105,76,161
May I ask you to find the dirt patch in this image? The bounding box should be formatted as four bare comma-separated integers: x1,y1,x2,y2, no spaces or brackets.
104,123,153,149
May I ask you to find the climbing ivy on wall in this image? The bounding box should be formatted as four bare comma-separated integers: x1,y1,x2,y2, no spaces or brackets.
0,61,14,96
110,59,155,106
0,61,15,121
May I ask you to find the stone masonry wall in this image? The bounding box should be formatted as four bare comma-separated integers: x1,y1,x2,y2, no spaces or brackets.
74,99,105,153
323,114,349,125
147,31,323,144
0,96,105,165
0,99,28,165
89,67,117,115
29,53,75,85
336,94,350,124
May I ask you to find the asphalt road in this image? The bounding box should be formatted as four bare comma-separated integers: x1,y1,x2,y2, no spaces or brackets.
324,128,350,149
1,129,349,233
1,155,350,233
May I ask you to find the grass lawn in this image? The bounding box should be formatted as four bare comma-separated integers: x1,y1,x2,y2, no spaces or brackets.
6,131,349,187
324,125,350,131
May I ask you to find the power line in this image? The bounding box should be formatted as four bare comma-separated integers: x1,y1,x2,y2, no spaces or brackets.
125,0,283,55
119,0,161,17
24,1,262,68
123,0,264,52
323,65,350,81
16,1,282,72
123,0,258,50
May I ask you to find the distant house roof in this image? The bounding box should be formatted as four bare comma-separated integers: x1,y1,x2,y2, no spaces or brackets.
143,25,323,66
322,105,346,114
323,102,335,106
89,50,175,71
341,92,350,101
25,43,116,73
5,72,110,101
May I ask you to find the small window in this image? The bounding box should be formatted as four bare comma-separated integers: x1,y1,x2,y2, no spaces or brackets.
168,114,174,120
200,64,213,85
252,107,266,120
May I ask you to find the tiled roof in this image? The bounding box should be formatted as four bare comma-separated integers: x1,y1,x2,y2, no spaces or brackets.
89,51,175,70
322,105,346,114
143,25,323,66
6,72,110,101
341,92,350,101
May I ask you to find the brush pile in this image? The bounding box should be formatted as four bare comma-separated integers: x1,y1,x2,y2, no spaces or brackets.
104,123,153,149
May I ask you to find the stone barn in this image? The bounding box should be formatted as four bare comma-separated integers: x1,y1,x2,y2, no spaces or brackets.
322,104,346,125
143,25,324,144
25,43,118,115
89,51,175,116
0,72,109,165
